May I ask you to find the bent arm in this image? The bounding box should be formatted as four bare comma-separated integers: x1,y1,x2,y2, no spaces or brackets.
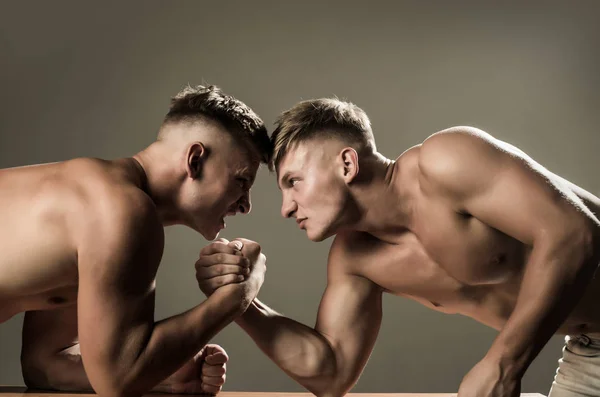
236,236,383,397
76,201,252,397
421,128,600,377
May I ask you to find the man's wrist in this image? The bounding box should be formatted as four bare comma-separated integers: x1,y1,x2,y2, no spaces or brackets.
484,343,528,380
234,299,260,325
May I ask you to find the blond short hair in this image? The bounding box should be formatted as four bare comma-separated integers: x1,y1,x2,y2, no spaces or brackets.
270,98,375,171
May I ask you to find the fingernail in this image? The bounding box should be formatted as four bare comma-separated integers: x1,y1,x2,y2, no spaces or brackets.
233,241,243,250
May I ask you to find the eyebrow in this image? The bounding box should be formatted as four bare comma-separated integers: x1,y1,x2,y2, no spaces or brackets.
245,173,257,185
277,171,292,191
236,169,256,185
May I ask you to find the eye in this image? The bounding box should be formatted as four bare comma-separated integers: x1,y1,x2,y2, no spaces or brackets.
237,178,249,189
289,178,299,187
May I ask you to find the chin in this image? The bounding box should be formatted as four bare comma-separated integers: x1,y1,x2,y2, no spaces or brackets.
306,227,331,243
205,231,220,241
197,224,221,241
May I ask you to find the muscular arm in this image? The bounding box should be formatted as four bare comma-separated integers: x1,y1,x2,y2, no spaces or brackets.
236,235,383,397
420,127,600,378
74,195,254,397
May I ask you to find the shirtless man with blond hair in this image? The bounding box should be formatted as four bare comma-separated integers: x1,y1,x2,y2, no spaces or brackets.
0,85,268,397
198,98,600,397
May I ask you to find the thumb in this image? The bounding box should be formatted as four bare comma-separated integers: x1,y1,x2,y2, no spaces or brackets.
228,240,243,251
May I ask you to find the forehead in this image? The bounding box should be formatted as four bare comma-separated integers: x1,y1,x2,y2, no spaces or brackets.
277,143,313,175
228,144,261,179
277,141,334,186
228,146,259,173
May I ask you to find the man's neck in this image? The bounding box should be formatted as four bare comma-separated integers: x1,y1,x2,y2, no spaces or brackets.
344,152,416,243
133,144,182,226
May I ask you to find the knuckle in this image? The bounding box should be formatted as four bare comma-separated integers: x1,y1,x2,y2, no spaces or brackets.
199,246,210,255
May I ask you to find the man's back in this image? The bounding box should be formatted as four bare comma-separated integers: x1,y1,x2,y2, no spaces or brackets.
0,158,149,322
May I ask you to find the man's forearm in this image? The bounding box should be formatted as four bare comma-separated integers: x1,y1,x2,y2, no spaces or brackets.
235,299,338,395
486,234,598,377
23,350,185,394
116,284,249,395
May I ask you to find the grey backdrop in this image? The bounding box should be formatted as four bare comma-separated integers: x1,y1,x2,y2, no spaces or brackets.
0,0,599,394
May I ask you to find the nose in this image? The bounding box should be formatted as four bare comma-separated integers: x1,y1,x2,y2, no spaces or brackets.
237,190,251,215
281,192,297,218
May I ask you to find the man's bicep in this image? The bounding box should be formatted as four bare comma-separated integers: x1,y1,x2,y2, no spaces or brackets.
76,211,163,389
315,262,382,381
466,162,589,243
77,268,156,374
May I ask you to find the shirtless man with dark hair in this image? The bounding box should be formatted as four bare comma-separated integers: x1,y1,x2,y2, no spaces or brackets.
198,98,600,397
0,85,269,397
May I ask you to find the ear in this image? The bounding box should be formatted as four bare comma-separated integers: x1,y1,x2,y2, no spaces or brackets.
185,142,207,179
340,147,359,183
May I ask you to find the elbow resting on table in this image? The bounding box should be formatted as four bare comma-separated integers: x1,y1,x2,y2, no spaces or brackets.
304,365,360,397
92,376,147,397
311,379,358,397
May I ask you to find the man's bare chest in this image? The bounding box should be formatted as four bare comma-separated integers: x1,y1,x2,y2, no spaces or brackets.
355,225,525,322
412,200,529,285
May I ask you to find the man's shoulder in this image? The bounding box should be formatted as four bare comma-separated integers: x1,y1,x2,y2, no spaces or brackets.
419,126,495,170
417,126,504,195
68,159,163,258
75,187,164,281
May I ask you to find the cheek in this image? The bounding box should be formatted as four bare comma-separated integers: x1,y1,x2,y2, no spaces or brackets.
302,180,340,213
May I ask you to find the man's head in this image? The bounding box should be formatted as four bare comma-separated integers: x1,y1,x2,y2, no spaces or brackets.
151,84,271,240
272,98,376,241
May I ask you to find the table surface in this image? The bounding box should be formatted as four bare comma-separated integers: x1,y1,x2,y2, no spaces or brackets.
0,388,547,397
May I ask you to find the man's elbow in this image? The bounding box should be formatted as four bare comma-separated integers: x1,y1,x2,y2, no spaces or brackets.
89,368,151,397
92,377,145,397
304,366,359,397
310,378,358,397
103,385,142,397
